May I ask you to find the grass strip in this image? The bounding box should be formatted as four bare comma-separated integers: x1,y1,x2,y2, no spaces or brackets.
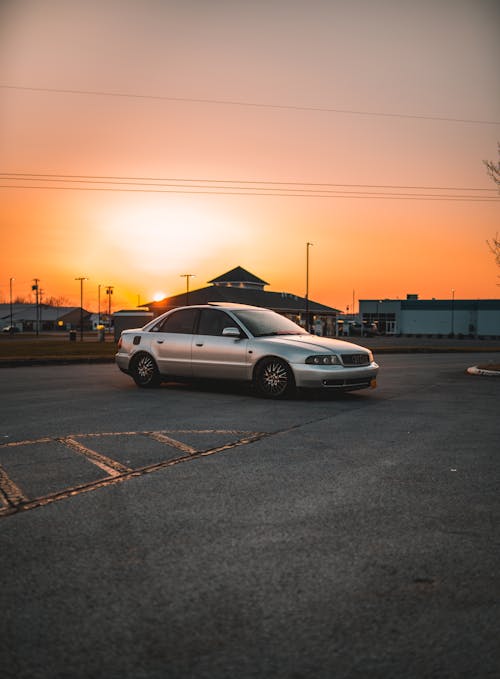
0,339,116,361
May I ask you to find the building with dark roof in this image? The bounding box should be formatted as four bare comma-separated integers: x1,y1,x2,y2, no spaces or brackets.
145,266,339,335
208,266,269,289
0,304,92,332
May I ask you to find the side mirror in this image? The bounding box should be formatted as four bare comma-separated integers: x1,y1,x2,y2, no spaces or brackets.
222,327,241,338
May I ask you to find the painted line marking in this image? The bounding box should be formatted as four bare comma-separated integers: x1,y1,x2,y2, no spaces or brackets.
0,430,269,518
0,463,28,507
61,437,131,476
146,432,197,455
0,437,55,448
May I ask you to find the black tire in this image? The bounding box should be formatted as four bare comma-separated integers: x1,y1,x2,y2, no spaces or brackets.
254,357,295,399
130,353,161,388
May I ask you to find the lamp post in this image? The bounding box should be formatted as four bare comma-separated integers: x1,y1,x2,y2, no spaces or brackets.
75,277,88,341
305,242,313,331
105,286,114,334
180,274,195,306
97,284,101,328
9,277,14,330
32,278,40,336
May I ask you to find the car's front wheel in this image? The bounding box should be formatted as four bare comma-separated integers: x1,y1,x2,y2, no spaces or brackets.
254,357,295,399
130,352,161,388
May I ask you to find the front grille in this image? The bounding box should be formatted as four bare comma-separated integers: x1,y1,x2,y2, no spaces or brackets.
341,353,369,366
322,377,372,388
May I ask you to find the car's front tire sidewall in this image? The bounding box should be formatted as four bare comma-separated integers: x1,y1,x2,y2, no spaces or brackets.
131,353,161,388
254,357,295,399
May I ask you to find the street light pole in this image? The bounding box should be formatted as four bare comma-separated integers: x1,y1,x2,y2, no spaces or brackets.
305,242,313,332
98,284,101,328
75,277,88,341
105,286,114,334
32,278,40,337
180,274,195,306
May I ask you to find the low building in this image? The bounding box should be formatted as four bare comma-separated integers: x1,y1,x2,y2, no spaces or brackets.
113,309,155,341
359,295,500,337
0,304,92,332
145,266,340,335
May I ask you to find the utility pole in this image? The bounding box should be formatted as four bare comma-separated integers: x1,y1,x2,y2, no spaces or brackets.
105,286,114,334
32,278,40,336
180,274,195,306
75,277,88,341
98,284,101,328
305,242,313,332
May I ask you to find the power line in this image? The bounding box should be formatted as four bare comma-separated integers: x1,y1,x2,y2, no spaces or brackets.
1,173,498,202
1,172,497,193
2,84,499,126
1,183,498,202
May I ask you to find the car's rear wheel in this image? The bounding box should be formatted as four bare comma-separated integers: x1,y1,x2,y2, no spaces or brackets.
254,357,295,399
130,353,161,388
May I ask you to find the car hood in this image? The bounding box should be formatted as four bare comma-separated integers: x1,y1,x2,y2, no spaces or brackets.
261,334,369,354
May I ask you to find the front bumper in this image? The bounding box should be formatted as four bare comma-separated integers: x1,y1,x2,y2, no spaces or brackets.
291,361,379,390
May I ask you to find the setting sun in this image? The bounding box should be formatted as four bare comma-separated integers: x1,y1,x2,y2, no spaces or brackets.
0,1,498,311
152,291,166,302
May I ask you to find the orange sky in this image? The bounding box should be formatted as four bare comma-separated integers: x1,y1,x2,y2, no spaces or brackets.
1,0,499,313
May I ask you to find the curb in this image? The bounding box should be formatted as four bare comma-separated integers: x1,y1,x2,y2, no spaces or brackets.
371,347,500,354
466,366,500,376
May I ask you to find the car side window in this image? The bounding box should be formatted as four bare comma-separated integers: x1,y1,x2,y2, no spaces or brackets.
156,308,198,334
197,309,235,336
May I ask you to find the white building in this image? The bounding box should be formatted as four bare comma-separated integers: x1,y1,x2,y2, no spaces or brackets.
359,296,500,338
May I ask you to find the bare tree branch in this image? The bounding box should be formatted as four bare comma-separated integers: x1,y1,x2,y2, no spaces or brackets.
484,142,500,188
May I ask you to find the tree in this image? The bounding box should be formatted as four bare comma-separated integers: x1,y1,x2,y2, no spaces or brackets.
484,144,500,279
44,295,71,307
484,143,500,187
487,233,500,270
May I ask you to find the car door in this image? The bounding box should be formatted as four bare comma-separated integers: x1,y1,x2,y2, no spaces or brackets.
191,309,249,380
150,308,198,377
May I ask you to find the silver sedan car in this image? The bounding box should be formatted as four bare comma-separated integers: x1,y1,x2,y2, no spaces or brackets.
116,303,379,398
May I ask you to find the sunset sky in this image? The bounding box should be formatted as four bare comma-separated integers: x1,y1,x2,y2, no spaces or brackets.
1,0,499,313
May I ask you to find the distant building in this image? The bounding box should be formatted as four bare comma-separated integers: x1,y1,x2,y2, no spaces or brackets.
144,266,340,335
112,309,154,341
0,304,92,332
359,295,500,337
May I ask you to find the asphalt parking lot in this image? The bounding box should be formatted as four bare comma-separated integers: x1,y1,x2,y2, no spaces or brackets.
1,354,499,679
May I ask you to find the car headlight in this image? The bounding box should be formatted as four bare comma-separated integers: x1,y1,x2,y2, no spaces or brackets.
305,354,340,365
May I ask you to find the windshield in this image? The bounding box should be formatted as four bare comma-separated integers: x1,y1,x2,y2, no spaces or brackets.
232,309,307,337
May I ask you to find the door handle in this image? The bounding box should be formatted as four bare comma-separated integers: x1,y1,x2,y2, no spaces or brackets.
195,343,204,347
156,339,164,344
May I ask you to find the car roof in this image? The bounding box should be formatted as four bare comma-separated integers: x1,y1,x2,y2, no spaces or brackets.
207,302,266,311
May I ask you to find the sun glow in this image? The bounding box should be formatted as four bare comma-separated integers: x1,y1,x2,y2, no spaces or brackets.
153,291,166,302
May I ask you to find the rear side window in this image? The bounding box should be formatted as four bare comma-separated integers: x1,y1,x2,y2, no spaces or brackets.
197,309,235,336
156,308,198,334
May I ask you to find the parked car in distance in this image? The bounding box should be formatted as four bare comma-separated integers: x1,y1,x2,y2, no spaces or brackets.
116,303,379,399
347,321,379,336
1,326,20,333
